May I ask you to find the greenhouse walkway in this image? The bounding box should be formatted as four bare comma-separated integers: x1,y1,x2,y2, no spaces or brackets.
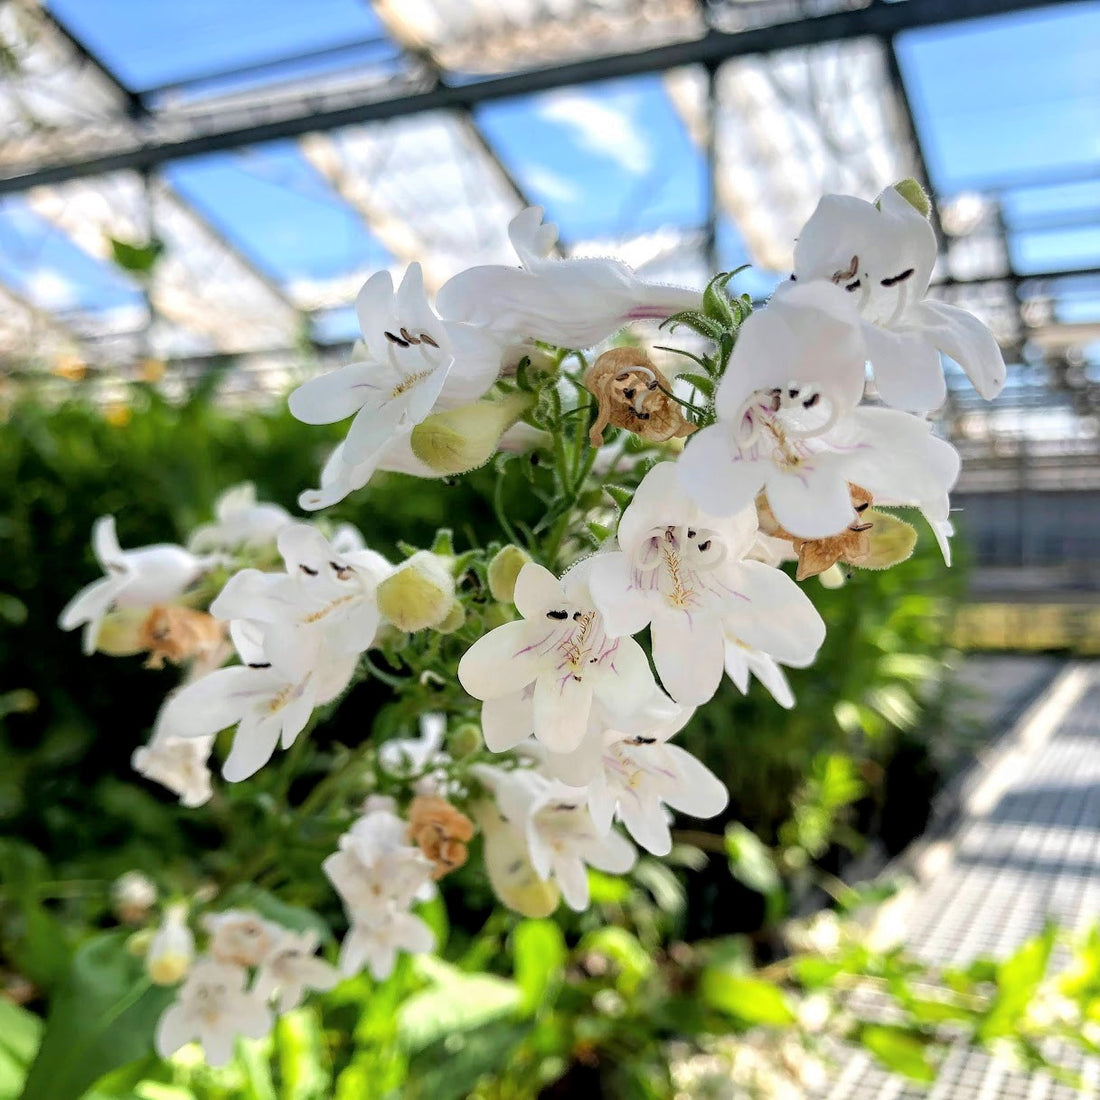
822,658,1100,1100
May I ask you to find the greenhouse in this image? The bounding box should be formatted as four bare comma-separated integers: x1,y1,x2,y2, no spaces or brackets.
1,0,1098,1097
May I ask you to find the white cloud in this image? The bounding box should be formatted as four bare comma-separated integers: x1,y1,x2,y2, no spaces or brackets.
26,268,78,309
536,90,652,176
520,164,581,205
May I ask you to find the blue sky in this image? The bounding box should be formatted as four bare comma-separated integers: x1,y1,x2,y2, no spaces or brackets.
6,0,1097,336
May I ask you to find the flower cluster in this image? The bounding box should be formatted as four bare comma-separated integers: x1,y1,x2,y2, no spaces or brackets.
59,182,1006,1067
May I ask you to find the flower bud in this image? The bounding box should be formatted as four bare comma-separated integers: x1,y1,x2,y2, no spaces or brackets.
145,903,195,985
488,545,532,604
449,722,482,759
111,870,157,925
410,393,533,476
892,178,931,219
377,551,456,633
433,599,466,634
95,607,150,656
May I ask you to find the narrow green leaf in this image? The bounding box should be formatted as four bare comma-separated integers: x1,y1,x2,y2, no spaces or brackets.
699,972,796,1026
859,1025,935,1082
512,919,567,1015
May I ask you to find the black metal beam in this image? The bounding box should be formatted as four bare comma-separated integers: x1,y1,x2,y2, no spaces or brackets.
2,0,1078,194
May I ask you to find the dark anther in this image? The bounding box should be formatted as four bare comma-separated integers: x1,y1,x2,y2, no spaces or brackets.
646,380,659,391
803,392,821,408
854,502,870,513
850,522,873,533
880,268,915,288
788,388,800,399
384,330,410,347
530,453,539,466
399,327,420,344
299,564,319,576
573,675,582,682
573,611,584,621
698,540,712,552
589,657,598,663
845,279,861,292
687,528,697,539
419,332,440,348
546,610,569,620
770,387,782,397
247,661,272,669
789,273,797,281
639,411,651,420
622,387,636,399
632,736,658,745
832,255,859,283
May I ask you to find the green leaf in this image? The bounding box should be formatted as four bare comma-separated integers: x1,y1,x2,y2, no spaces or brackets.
859,1025,935,1082
404,1022,528,1100
18,932,174,1100
980,926,1056,1039
792,957,844,989
816,754,866,810
108,237,164,276
511,919,566,1015
397,957,521,1054
0,1001,41,1100
577,927,654,997
724,823,781,897
699,972,796,1026
275,1010,330,1100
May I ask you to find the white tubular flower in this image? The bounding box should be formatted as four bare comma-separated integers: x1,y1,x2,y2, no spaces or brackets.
132,701,215,808
288,264,456,467
792,185,1006,411
458,562,655,754
378,712,448,780
59,516,208,655
338,911,435,981
154,958,273,1067
253,929,340,1012
159,626,356,782
589,463,825,706
146,903,195,985
679,290,961,539
202,910,285,968
436,207,700,350
473,765,636,912
187,483,292,556
472,798,561,918
212,522,391,658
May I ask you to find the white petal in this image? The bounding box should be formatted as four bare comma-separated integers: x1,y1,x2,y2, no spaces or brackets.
650,612,725,706
916,299,1007,401
154,1004,193,1058
587,552,654,638
481,690,535,752
661,744,729,819
222,714,282,782
160,666,270,738
586,829,637,875
592,636,655,718
678,427,765,518
201,1027,235,1068
58,576,125,653
533,672,594,753
763,457,854,539
617,462,702,555
864,322,946,413
288,361,384,425
554,856,591,911
341,400,404,467
512,562,564,618
619,800,673,856
720,561,825,665
458,621,553,701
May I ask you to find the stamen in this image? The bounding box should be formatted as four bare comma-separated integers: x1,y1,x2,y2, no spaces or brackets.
384,330,410,348
419,332,440,348
831,255,859,283
399,327,421,345
546,610,569,620
880,268,914,288
300,564,319,576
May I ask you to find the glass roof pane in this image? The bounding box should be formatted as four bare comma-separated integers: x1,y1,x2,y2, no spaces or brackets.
896,6,1100,192
165,144,393,300
44,0,385,91
475,75,705,242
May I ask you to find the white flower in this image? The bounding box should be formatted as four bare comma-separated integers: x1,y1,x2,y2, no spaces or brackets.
146,903,195,985
471,798,561,918
378,711,449,785
187,483,292,556
253,929,339,1012
473,765,636,912
458,562,655,754
59,516,208,655
132,731,214,808
437,207,700,349
589,462,826,705
111,870,157,924
679,294,961,540
159,626,356,782
338,911,435,981
202,910,285,968
792,185,1006,411
155,958,273,1067
212,522,390,657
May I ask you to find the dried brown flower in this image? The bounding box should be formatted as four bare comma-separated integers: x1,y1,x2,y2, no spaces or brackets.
407,795,476,880
138,605,225,669
582,347,697,448
758,485,874,581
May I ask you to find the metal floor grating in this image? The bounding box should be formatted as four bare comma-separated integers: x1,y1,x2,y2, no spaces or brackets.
817,665,1100,1100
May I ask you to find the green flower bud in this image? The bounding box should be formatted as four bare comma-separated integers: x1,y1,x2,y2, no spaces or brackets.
892,178,931,219
449,722,482,758
488,545,532,603
377,552,456,633
410,393,533,476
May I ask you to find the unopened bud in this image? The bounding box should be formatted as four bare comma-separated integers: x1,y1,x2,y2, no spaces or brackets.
145,903,195,985
410,393,533,476
377,551,456,633
111,870,157,925
488,545,532,604
96,607,150,656
434,600,466,634
449,722,482,759
818,564,847,590
892,178,931,219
